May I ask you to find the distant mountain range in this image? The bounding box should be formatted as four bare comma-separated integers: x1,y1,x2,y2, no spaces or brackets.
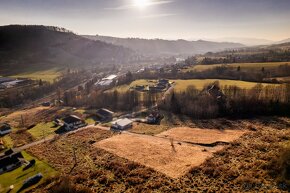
209,37,290,46
210,37,275,46
83,35,244,57
275,38,290,44
0,25,135,74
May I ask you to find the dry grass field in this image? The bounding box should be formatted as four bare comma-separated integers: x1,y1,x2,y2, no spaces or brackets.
129,122,171,135
0,106,51,128
25,117,290,192
10,67,63,83
157,127,246,144
95,133,224,178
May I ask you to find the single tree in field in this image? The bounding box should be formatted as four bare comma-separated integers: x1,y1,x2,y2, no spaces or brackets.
261,67,265,73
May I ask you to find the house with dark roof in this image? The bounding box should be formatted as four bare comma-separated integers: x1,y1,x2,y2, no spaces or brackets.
0,151,23,174
0,123,12,136
96,108,114,122
62,115,87,131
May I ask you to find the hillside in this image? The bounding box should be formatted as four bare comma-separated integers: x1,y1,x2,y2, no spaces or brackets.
276,38,290,44
0,25,135,75
185,42,290,65
83,35,244,56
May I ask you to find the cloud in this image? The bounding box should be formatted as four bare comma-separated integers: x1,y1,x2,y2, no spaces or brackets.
139,13,177,19
105,0,174,10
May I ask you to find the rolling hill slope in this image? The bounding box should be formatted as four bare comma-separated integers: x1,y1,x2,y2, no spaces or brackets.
0,25,135,75
83,35,244,56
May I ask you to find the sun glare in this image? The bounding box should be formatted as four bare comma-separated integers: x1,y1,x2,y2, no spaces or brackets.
134,0,151,9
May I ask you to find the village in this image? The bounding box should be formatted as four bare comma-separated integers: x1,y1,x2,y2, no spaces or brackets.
0,69,248,193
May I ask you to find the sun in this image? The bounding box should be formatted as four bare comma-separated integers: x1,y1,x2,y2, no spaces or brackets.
133,0,151,9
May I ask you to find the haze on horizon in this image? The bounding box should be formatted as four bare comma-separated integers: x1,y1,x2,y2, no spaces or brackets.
0,0,290,41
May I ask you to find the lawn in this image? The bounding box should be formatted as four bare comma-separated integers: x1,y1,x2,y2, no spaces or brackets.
85,117,96,125
28,122,59,140
183,62,290,72
10,68,63,83
0,151,57,193
1,135,14,148
172,79,278,91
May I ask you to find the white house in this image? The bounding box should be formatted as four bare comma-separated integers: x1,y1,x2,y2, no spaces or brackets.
111,118,133,130
0,123,11,135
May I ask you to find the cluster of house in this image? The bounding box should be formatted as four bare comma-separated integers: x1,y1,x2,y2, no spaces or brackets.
132,79,172,92
96,108,133,130
0,149,23,174
0,77,31,90
94,74,118,88
54,108,132,131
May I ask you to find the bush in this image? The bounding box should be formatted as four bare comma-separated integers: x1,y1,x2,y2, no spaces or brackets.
49,176,92,193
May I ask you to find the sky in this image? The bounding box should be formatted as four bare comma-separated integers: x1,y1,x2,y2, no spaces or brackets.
0,0,290,41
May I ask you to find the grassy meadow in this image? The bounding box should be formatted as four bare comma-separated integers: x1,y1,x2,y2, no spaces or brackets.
28,122,59,140
110,79,278,93
183,62,290,72
0,151,56,193
10,68,63,83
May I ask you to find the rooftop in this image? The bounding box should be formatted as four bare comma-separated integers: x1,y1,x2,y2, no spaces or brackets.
96,108,114,116
112,118,133,127
103,75,117,80
62,115,82,124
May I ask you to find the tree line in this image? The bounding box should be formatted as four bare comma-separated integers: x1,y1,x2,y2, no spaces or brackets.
159,82,290,119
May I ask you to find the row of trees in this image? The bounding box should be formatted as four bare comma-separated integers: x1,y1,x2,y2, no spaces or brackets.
198,49,290,65
160,83,290,119
62,89,160,111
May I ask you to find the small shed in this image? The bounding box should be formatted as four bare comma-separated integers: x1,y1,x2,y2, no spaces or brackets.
111,118,133,130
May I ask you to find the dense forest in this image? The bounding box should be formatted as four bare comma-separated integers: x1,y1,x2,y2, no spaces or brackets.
160,82,290,119
0,25,135,75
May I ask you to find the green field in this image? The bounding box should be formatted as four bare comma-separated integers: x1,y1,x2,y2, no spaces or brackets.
10,68,63,83
110,79,278,93
28,122,59,140
109,79,157,93
0,151,56,193
173,79,278,91
183,62,290,72
1,135,13,149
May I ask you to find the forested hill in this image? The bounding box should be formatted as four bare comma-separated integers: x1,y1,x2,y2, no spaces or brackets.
0,25,135,74
83,35,244,56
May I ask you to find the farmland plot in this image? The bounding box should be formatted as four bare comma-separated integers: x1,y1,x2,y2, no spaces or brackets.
95,133,224,178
